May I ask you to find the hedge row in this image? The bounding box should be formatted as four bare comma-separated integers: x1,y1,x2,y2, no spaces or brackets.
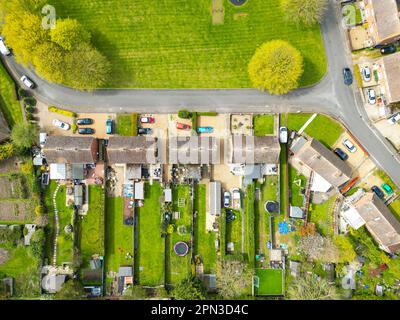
48,106,77,118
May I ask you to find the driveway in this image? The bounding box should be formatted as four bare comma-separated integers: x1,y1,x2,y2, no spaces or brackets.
2,0,400,187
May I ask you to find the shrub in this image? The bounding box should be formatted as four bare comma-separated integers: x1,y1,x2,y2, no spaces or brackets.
282,0,328,26
20,161,33,175
178,109,192,119
48,106,77,118
35,205,45,216
353,64,363,88
0,143,14,161
196,112,218,116
25,105,35,113
23,96,37,107
18,88,29,98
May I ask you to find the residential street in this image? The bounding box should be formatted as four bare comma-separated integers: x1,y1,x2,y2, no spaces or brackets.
2,0,400,186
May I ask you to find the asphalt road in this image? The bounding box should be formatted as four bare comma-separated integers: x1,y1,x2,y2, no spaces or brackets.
2,0,400,186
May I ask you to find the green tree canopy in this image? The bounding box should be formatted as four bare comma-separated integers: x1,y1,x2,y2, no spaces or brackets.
248,40,304,95
282,0,328,26
171,277,206,300
63,43,111,90
54,280,85,300
50,18,91,51
33,42,66,84
11,122,38,150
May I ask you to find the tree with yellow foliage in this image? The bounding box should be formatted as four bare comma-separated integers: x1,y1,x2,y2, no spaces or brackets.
248,40,304,95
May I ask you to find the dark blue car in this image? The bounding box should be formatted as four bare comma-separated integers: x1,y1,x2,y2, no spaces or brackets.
371,186,384,199
343,68,353,86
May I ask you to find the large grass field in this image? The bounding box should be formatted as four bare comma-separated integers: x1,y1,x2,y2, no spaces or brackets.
50,0,327,88
194,184,217,274
105,197,133,274
79,185,105,267
167,185,192,285
135,183,165,286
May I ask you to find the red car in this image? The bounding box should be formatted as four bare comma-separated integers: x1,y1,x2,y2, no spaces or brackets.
140,116,155,124
176,122,191,130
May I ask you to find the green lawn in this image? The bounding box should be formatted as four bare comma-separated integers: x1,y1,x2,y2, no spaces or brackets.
194,184,217,274
226,207,242,256
0,244,41,297
167,185,192,285
309,196,336,238
255,268,284,296
50,0,327,88
280,140,288,215
79,185,105,267
254,115,275,136
244,183,255,268
135,183,165,286
43,181,74,265
105,197,133,274
55,187,74,265
116,113,138,136
287,114,344,148
289,166,306,207
0,62,22,127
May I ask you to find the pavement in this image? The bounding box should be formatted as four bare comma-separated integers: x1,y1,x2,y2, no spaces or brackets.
2,0,400,186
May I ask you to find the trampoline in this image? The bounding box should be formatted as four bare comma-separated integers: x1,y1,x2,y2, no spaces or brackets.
229,0,247,6
174,241,189,257
265,201,279,213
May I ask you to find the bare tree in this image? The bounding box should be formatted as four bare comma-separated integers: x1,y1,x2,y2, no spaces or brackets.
287,275,339,300
216,260,253,298
282,0,328,26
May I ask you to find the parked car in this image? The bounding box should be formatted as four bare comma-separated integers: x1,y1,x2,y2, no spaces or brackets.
371,186,385,199
381,183,394,195
334,148,349,161
138,128,152,135
279,127,288,144
106,118,113,134
76,118,93,125
140,116,155,124
231,188,241,209
78,128,95,135
197,126,213,134
176,122,191,130
362,66,371,82
39,132,47,148
20,75,35,89
0,36,11,56
52,119,70,131
387,113,400,125
223,191,231,208
343,67,353,85
226,211,236,223
380,45,397,55
367,88,376,105
343,139,357,153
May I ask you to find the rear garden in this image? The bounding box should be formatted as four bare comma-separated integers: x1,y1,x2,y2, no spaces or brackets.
105,197,133,275
194,184,217,274
52,0,326,88
135,183,165,286
78,185,105,268
166,185,192,285
254,268,284,296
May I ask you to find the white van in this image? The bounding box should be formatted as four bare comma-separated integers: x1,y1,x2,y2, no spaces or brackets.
0,36,11,56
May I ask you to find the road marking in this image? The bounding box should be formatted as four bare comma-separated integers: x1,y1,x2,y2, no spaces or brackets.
298,113,317,134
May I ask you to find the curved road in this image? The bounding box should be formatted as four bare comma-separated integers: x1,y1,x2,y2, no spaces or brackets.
3,0,400,186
